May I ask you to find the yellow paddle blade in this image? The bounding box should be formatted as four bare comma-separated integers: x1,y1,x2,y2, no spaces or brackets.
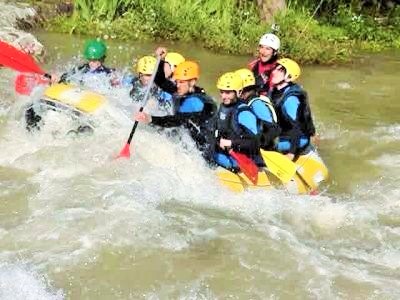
260,150,297,183
44,83,105,113
295,150,329,190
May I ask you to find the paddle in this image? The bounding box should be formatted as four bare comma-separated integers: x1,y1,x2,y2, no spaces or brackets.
14,73,50,95
260,150,297,183
261,150,319,194
0,40,51,94
0,40,48,75
229,150,259,185
116,55,162,159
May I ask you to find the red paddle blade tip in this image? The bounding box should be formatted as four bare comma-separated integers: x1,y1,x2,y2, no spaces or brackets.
230,150,259,185
248,172,258,185
115,143,131,159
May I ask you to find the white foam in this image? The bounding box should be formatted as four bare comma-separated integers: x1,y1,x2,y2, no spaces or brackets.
0,264,63,300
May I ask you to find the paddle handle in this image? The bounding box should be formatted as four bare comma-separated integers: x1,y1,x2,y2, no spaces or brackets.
125,55,162,145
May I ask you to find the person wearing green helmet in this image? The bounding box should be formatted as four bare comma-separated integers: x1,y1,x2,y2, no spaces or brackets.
51,39,117,87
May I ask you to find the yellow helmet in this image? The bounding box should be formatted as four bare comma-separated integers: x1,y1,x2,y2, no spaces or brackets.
136,56,157,75
277,58,301,82
216,72,243,93
173,61,200,80
234,68,256,89
165,52,185,71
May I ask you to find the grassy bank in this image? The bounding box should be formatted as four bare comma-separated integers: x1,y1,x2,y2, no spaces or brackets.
44,0,400,64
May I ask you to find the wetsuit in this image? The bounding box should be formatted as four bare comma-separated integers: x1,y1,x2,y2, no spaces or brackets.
59,63,114,84
129,77,173,115
150,91,217,163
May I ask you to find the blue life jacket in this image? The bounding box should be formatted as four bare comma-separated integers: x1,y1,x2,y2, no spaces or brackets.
214,100,264,170
247,95,281,150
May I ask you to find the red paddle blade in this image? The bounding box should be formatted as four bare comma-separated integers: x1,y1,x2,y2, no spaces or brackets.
115,143,131,159
15,73,36,95
0,41,45,74
230,150,258,184
14,73,50,95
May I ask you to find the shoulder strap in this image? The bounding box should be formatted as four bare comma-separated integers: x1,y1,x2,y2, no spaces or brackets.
248,95,278,123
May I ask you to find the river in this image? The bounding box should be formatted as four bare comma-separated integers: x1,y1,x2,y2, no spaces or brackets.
0,32,399,299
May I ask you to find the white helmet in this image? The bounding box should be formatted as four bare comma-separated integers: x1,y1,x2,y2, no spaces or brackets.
259,33,280,50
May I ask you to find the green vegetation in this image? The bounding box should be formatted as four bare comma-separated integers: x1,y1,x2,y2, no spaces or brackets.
46,0,400,64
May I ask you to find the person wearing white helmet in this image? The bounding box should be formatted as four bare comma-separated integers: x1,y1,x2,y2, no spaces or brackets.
248,33,280,95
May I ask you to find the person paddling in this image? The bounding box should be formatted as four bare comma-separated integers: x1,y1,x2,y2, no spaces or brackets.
134,60,217,163
129,55,173,115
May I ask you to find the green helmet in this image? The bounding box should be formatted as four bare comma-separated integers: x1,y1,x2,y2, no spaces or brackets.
84,39,107,60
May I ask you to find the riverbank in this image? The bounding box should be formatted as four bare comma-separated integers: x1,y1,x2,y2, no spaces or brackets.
12,0,400,64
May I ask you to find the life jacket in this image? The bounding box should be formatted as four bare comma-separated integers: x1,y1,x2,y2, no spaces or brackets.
215,100,264,167
59,63,114,84
248,58,278,93
130,78,174,114
248,95,277,123
247,95,281,150
77,64,114,75
271,83,316,139
174,91,217,155
216,100,250,141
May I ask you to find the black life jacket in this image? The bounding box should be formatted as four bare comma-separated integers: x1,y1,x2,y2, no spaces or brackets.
174,92,217,157
216,100,251,141
271,83,315,138
59,63,114,83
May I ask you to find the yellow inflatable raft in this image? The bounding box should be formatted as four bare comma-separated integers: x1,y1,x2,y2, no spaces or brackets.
217,149,329,195
25,83,106,131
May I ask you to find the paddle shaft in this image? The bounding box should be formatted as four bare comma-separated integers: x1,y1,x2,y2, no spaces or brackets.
124,55,161,145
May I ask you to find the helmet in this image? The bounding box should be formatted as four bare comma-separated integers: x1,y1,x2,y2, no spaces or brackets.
234,68,256,89
277,58,301,81
84,39,107,60
216,72,243,93
136,56,157,74
173,61,200,80
165,52,185,71
259,33,280,50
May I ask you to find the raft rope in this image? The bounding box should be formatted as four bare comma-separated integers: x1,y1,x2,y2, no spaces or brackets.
295,0,325,44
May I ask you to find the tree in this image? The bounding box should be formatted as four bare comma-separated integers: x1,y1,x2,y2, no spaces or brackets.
256,0,286,22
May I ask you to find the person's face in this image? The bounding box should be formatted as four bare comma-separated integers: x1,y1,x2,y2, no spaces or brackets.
176,79,191,96
88,60,102,70
139,73,152,86
258,45,274,62
240,89,252,101
270,65,286,86
176,79,196,96
219,90,237,105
